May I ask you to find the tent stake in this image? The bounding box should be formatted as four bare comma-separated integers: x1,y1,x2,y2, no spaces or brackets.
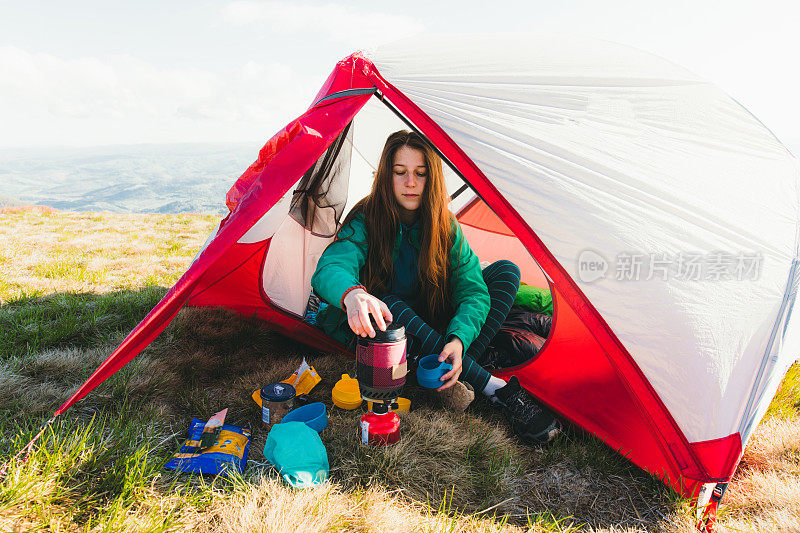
0,416,57,479
697,482,727,532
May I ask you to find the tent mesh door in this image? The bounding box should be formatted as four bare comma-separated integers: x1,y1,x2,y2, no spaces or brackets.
289,122,353,238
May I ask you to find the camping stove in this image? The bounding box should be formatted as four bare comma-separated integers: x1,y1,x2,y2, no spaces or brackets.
355,321,407,402
355,320,406,446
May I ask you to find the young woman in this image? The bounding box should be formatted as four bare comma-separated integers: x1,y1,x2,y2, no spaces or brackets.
311,130,559,444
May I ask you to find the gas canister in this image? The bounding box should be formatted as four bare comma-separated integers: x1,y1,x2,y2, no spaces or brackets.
359,402,400,446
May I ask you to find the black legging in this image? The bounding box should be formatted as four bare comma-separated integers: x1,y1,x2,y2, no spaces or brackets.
382,260,521,392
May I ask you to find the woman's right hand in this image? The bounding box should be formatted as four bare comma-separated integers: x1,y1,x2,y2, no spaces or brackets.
342,288,393,338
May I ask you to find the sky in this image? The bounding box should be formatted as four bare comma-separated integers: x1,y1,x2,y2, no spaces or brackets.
1,0,799,154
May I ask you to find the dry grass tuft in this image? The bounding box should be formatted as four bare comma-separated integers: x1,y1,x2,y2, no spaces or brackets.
737,417,800,475
214,477,359,532
722,416,800,530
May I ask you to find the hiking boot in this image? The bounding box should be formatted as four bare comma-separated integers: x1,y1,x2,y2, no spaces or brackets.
494,376,560,445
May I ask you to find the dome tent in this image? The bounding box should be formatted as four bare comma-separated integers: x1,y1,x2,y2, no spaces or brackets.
55,35,799,519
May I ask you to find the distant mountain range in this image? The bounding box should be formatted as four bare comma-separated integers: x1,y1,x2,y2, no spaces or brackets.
2,140,797,216
0,195,27,208
0,142,263,214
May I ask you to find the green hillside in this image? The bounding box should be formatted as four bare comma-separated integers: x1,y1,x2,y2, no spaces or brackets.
0,211,797,532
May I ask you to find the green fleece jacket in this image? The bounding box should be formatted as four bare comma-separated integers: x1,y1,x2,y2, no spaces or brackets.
310,212,490,350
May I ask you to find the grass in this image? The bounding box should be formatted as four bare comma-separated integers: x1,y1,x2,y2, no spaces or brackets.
0,210,217,303
765,364,800,420
0,289,168,360
0,209,798,532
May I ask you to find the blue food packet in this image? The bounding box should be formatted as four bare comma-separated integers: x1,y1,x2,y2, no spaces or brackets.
164,418,251,476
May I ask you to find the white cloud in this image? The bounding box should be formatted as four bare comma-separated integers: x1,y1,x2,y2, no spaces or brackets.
0,46,316,146
221,1,425,48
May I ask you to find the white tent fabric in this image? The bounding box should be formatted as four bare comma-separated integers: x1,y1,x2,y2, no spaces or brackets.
368,34,800,444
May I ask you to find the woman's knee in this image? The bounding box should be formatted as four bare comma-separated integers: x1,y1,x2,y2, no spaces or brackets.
496,259,520,275
484,259,521,281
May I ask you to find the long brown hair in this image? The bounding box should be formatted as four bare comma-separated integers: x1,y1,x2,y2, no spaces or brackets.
340,130,454,327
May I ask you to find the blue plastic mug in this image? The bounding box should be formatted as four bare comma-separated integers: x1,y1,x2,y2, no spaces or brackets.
280,402,328,433
416,354,453,389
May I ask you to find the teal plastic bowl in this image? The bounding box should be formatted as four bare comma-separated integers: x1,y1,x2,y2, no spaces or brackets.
416,354,452,389
280,402,328,433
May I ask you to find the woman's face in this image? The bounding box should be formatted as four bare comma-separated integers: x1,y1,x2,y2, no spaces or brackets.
392,145,427,219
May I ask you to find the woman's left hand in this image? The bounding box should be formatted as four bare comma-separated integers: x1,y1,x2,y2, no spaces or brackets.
437,337,463,391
